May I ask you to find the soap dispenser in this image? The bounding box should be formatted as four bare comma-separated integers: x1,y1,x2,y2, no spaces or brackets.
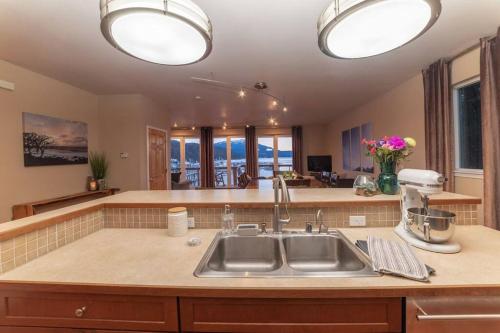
222,204,234,234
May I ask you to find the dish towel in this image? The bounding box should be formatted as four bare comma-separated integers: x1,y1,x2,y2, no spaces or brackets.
367,236,430,282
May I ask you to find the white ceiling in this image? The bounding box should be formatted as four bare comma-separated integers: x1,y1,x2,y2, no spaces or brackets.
0,0,499,127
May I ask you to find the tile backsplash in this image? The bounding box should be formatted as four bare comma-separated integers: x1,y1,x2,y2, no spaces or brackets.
103,204,479,229
0,210,104,274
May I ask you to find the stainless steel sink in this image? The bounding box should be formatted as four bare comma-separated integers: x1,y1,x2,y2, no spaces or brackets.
282,234,366,272
206,235,283,272
194,230,379,278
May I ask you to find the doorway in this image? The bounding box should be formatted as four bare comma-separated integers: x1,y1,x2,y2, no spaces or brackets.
148,127,168,190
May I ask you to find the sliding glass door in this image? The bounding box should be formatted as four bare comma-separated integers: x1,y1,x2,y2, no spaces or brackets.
213,136,246,187
258,137,274,177
170,136,200,187
258,135,293,177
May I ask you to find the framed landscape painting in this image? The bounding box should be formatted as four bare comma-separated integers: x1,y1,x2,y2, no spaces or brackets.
22,113,88,167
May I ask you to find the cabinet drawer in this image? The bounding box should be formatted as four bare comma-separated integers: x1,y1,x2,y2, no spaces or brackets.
180,297,402,333
0,328,151,333
0,291,178,332
407,296,500,333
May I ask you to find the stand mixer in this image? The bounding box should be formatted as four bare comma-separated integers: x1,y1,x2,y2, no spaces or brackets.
395,169,461,254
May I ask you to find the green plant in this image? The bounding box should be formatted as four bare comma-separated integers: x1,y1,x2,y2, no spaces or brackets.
89,152,108,180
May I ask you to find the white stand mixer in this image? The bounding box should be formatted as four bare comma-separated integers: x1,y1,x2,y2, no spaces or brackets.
395,169,461,254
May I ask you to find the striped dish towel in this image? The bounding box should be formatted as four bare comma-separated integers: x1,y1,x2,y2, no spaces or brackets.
367,236,430,282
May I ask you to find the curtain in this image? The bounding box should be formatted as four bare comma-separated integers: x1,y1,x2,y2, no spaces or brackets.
245,126,258,178
200,127,214,188
480,30,500,230
292,126,303,174
422,59,455,192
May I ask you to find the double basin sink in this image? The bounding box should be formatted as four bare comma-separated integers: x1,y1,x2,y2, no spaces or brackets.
194,230,379,277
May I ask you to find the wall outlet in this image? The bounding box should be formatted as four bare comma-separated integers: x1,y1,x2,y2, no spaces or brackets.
188,217,195,228
349,216,366,227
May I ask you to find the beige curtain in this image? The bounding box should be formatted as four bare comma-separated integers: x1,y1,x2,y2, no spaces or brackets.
480,30,500,230
200,127,214,188
422,59,455,192
292,126,303,174
245,126,258,178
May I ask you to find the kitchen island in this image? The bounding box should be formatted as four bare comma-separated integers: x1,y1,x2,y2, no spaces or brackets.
0,189,493,333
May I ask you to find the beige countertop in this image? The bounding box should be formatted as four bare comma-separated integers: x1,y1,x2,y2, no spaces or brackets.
1,226,499,296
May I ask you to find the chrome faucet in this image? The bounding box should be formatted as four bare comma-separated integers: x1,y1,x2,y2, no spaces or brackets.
272,175,291,233
315,209,328,234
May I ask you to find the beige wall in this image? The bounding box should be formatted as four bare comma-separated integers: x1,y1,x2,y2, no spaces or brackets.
322,47,483,221
450,47,484,222
326,74,426,178
0,59,100,222
98,95,170,192
302,124,329,174
0,60,170,222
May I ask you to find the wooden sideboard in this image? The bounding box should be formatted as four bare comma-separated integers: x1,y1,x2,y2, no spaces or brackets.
12,189,119,221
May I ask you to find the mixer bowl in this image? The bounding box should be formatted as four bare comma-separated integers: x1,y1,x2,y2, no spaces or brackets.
406,208,456,244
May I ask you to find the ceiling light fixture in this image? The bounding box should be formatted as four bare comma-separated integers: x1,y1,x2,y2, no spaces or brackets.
318,0,441,59
100,0,212,65
173,122,178,128
191,126,196,131
238,89,246,98
283,106,288,112
272,100,278,107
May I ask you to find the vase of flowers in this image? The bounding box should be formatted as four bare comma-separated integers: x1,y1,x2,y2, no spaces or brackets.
362,136,416,195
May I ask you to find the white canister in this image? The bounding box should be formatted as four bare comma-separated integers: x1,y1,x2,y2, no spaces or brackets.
167,207,188,237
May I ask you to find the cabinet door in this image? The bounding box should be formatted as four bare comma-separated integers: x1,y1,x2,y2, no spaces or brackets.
407,296,500,333
0,328,154,333
0,291,178,332
180,297,402,333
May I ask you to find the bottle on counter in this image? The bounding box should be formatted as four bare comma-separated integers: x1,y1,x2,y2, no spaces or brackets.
222,204,234,234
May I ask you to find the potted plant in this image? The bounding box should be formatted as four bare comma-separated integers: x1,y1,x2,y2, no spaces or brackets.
89,152,109,190
361,136,416,195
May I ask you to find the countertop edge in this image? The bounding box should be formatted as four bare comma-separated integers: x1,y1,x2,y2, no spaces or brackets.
0,280,499,298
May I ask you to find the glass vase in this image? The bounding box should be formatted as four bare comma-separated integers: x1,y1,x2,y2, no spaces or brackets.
377,161,398,195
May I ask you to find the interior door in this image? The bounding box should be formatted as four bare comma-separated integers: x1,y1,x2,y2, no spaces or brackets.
148,128,167,190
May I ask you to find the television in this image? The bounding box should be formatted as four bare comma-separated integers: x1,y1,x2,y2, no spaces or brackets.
307,155,332,173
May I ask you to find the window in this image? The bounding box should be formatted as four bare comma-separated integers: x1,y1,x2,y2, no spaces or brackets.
230,137,246,186
454,79,483,172
258,137,274,177
170,138,181,173
258,135,293,177
277,136,293,171
213,136,246,187
184,138,200,186
170,137,200,187
213,137,228,187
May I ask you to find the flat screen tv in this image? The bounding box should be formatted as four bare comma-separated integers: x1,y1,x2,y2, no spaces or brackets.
307,155,332,173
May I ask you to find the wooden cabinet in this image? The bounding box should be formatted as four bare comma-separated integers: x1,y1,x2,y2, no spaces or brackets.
180,297,402,333
406,296,500,333
0,291,178,332
0,328,149,332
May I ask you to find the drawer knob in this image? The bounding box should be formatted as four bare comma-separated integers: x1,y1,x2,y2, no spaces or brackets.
75,306,86,318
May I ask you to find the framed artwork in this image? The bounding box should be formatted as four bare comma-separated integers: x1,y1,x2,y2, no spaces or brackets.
341,122,374,173
350,127,361,172
23,112,88,167
361,123,374,173
342,130,350,171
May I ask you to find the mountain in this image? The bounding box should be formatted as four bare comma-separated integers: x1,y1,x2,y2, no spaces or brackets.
171,139,292,162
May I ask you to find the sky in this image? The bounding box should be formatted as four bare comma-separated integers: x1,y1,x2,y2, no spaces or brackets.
23,113,88,147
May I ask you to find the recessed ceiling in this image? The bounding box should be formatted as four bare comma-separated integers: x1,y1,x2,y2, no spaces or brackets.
0,0,499,127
